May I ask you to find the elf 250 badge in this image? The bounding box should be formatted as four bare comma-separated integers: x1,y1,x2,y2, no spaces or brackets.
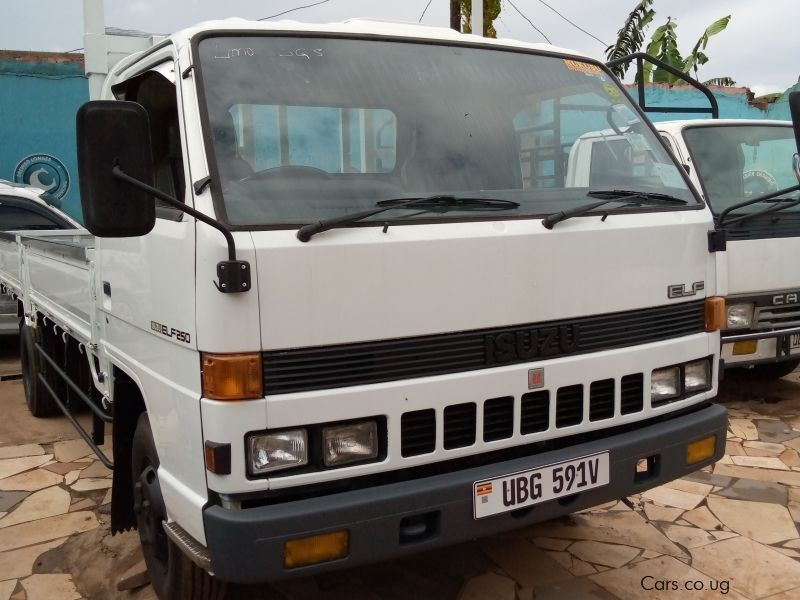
150,321,191,343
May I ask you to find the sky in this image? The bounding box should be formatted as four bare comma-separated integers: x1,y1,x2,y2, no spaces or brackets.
2,0,797,96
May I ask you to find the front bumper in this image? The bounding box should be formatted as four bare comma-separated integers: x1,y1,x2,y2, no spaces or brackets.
722,327,800,367
203,402,726,584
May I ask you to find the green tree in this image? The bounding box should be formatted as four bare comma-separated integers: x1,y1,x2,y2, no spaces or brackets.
606,2,732,85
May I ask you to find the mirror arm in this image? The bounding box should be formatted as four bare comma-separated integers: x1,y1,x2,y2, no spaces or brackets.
718,182,800,226
112,165,251,293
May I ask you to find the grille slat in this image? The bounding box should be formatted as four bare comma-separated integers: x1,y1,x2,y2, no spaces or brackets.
483,396,514,442
589,379,615,422
443,403,477,449
621,374,644,415
264,301,704,394
521,390,549,434
556,385,584,428
401,409,435,457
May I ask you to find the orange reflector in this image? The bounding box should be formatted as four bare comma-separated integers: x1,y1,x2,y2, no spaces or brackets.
732,340,758,355
202,353,263,400
284,531,349,568
686,435,716,465
704,297,725,332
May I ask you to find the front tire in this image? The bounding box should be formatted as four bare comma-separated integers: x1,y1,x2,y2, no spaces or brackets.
19,323,59,417
132,414,226,600
749,359,800,380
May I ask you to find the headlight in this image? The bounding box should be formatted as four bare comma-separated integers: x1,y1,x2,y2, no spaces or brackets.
323,421,379,467
726,303,754,330
684,358,712,393
248,429,307,475
651,366,681,401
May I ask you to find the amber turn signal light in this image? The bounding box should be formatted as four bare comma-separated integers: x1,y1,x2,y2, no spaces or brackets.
704,297,725,332
284,531,349,568
686,435,716,465
202,352,263,400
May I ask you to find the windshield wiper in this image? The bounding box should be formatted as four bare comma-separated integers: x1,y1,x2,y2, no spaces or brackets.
296,195,520,242
718,183,800,226
542,190,688,230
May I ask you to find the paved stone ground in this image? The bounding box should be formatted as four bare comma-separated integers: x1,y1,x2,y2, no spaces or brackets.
2,334,800,599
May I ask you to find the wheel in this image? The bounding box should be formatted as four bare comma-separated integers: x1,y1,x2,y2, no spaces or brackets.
19,323,60,417
749,359,800,380
132,414,227,600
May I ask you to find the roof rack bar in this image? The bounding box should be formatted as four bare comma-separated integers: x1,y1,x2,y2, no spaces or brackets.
607,52,719,120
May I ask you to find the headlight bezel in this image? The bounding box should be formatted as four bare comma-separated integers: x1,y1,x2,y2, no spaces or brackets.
322,420,380,467
246,428,308,476
651,356,714,407
725,303,755,330
684,358,713,393
246,416,386,478
651,365,682,402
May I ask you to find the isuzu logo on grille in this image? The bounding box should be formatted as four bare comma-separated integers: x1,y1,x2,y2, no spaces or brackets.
485,325,581,365
773,292,799,306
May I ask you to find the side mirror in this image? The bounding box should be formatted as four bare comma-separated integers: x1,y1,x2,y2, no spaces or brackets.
791,92,800,184
76,101,156,237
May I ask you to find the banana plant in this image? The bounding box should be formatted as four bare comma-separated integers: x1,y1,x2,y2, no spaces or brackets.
605,0,656,78
646,15,731,85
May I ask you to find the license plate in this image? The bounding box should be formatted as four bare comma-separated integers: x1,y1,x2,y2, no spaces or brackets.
473,452,610,519
792,334,800,349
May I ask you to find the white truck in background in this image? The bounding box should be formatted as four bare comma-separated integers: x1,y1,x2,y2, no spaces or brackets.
658,119,800,378
0,19,730,599
575,53,800,379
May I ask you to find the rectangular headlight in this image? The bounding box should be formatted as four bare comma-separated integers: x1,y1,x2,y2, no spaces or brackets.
248,429,307,475
726,303,754,330
651,366,681,401
684,358,712,393
322,421,378,467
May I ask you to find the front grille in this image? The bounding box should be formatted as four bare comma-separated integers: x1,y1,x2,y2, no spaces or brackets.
263,301,705,394
401,373,645,454
755,303,800,329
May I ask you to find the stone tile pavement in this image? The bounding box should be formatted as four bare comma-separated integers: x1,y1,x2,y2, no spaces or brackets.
2,366,800,599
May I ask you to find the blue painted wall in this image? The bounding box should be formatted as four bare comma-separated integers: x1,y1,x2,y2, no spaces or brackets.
0,53,88,221
630,82,800,123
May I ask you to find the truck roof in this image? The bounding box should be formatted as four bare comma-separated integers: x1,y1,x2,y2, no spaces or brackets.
656,119,792,136
110,17,591,73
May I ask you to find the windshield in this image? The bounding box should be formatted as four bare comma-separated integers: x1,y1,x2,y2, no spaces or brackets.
196,36,696,227
683,125,800,214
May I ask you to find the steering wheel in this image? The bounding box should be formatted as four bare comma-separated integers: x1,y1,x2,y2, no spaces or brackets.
239,165,331,183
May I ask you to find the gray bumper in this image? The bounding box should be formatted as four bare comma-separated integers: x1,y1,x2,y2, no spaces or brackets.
204,402,727,584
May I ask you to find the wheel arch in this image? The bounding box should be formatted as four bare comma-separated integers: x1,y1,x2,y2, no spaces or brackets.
110,364,148,533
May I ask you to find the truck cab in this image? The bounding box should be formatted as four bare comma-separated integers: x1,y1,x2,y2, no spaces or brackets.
658,119,800,377
2,19,729,599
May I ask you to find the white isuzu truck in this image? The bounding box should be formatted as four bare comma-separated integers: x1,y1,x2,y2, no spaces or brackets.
0,19,730,599
657,119,800,378
578,53,800,379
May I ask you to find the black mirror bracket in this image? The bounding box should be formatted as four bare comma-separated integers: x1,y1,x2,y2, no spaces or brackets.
112,165,251,293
